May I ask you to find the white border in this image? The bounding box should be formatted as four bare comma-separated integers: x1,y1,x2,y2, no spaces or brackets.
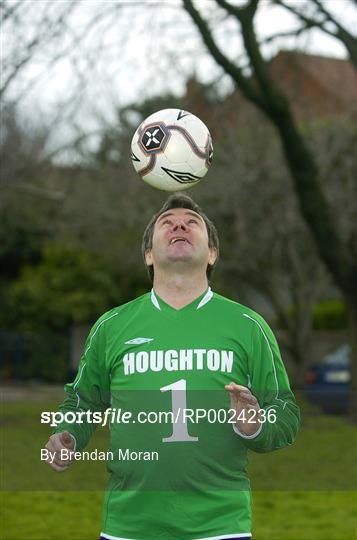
100,533,251,540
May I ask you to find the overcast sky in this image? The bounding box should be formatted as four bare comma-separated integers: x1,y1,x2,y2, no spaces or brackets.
2,0,355,153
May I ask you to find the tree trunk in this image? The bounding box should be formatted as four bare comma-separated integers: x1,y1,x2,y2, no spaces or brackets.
270,108,355,300
184,0,357,419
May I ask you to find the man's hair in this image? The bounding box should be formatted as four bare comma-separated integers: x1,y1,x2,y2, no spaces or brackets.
142,193,219,283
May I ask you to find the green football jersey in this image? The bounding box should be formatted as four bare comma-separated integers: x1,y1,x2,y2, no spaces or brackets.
55,288,300,540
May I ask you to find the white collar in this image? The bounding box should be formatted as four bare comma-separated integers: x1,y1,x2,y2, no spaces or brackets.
150,289,161,310
150,287,213,311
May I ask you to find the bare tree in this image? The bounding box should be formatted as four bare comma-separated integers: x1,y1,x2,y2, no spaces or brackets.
198,115,350,385
0,1,79,100
273,0,357,67
182,0,357,419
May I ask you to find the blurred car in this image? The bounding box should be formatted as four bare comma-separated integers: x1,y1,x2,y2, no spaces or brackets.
304,344,351,413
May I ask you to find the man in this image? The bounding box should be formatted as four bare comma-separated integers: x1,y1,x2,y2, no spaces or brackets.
45,194,300,540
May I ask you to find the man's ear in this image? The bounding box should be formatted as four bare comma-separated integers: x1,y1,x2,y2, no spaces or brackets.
145,249,153,266
208,247,218,266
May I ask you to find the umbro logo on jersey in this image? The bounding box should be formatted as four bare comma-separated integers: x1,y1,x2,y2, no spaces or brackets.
125,337,154,345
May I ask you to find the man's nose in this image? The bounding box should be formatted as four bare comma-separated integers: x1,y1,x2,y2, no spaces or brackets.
173,220,187,231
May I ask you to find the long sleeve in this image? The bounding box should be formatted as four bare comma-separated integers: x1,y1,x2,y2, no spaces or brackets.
235,312,300,453
54,313,113,451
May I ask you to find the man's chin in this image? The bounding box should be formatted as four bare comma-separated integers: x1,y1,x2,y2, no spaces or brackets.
167,255,193,263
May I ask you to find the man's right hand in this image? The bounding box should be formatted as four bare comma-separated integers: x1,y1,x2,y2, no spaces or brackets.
44,431,76,472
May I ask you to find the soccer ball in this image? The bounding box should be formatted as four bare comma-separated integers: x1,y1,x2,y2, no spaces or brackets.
130,109,213,192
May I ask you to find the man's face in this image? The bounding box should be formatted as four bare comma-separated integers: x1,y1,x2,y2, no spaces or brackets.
145,208,217,276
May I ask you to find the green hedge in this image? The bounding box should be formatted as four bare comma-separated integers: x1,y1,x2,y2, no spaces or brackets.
276,300,347,330
312,300,347,330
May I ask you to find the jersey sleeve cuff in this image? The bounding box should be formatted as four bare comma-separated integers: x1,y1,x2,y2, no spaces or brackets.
232,422,263,439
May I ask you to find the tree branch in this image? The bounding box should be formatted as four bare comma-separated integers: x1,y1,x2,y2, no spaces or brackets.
310,0,357,65
184,0,355,298
0,0,22,24
259,23,314,46
216,0,259,19
182,0,268,111
1,1,78,98
274,0,357,67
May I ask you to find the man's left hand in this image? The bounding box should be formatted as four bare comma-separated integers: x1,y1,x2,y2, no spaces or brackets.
225,382,262,437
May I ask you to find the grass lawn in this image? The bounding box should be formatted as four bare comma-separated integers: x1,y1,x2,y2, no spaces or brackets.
1,386,356,539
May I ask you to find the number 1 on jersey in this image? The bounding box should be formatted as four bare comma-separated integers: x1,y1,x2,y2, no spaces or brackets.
160,379,198,443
